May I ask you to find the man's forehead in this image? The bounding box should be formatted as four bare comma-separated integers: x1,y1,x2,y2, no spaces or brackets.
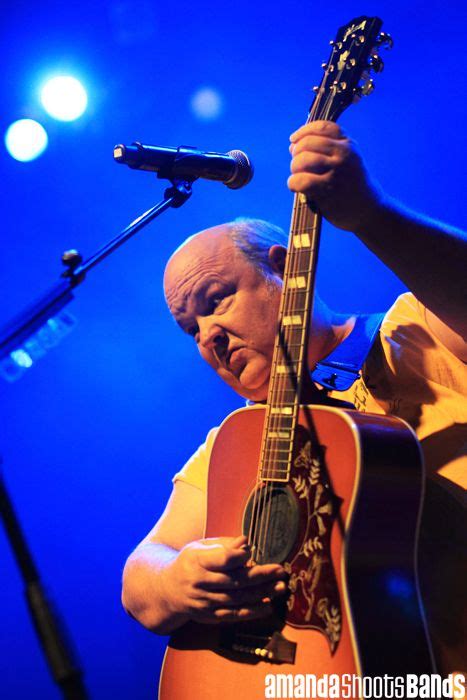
163,225,238,307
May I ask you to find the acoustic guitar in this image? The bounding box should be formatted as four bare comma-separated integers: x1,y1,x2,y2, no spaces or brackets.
159,16,435,699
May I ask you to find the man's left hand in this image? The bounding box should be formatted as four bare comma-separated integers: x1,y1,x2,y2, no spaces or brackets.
288,120,382,233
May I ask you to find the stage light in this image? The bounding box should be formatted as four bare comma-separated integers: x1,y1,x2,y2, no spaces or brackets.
4,119,48,162
40,76,88,121
190,87,223,121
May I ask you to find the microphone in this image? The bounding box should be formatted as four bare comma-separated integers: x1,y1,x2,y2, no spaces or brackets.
113,142,254,190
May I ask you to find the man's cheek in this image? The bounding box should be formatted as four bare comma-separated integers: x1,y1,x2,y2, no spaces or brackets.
197,346,215,366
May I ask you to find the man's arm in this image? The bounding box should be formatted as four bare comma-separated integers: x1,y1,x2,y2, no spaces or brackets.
121,480,286,635
288,121,467,359
121,480,204,634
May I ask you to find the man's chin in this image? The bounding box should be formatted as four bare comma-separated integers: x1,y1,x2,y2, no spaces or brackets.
217,356,271,401
236,363,270,401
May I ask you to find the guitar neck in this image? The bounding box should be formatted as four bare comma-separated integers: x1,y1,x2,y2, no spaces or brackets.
259,198,321,482
258,14,386,483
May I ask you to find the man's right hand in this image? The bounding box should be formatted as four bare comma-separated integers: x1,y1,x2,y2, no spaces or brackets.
166,535,288,624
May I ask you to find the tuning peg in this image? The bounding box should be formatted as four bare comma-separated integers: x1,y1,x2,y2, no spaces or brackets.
368,54,384,73
360,78,375,96
376,32,394,49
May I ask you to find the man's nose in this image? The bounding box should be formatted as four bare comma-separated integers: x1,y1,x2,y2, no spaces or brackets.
197,317,227,352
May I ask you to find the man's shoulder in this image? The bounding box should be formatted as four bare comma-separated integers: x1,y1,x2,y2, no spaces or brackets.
381,292,425,329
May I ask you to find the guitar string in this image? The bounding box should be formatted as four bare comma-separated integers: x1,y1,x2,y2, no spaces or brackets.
250,37,357,567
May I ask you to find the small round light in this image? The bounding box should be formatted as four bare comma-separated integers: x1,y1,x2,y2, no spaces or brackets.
190,87,223,121
4,119,48,162
40,76,88,121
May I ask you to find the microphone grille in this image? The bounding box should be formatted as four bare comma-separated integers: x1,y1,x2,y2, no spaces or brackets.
225,150,254,189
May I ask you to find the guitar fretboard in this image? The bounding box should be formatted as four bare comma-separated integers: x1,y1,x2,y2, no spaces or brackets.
259,197,321,481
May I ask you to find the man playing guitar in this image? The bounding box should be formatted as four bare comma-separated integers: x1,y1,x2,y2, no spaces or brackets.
122,120,466,687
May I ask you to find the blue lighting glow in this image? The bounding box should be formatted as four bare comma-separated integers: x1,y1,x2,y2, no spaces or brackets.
40,76,88,121
385,573,413,599
4,119,48,162
190,87,223,121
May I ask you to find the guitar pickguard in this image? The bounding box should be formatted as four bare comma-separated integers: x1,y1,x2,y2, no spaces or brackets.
284,425,342,653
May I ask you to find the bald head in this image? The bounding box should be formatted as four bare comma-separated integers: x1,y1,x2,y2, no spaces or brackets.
163,224,236,307
164,218,288,301
163,221,287,401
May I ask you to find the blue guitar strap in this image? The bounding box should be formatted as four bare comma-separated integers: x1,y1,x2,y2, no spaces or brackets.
311,312,385,392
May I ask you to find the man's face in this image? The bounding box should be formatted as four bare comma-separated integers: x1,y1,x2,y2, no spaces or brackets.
164,227,282,401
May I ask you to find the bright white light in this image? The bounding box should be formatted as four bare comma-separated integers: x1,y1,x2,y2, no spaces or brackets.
4,119,48,162
40,76,88,121
190,87,223,121
10,349,33,369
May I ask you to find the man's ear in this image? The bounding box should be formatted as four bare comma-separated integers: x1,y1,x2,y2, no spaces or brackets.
268,245,287,278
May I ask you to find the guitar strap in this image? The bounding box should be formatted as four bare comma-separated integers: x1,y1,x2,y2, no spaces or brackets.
311,312,385,392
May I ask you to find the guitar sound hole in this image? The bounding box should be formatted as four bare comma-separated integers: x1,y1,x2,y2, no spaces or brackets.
243,485,299,564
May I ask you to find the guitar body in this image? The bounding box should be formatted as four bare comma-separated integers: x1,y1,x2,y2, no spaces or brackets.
159,405,433,699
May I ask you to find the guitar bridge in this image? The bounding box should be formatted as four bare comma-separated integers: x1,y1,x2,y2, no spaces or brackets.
220,630,296,664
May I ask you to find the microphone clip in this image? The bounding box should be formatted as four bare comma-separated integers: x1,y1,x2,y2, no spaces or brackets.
163,179,193,208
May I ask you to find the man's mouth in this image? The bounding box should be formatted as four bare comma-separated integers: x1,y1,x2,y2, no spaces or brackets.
226,346,245,371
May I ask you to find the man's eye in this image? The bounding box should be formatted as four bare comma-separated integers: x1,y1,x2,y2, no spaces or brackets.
187,325,199,338
209,295,226,312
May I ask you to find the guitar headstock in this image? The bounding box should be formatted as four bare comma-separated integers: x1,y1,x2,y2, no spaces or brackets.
310,16,392,122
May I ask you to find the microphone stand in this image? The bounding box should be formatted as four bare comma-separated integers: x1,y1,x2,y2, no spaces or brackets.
0,179,193,366
0,463,88,699
0,178,193,698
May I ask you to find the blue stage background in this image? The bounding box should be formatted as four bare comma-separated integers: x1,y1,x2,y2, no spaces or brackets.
0,1,465,697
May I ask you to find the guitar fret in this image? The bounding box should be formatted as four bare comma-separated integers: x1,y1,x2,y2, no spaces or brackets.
293,233,313,249
281,334,306,345
269,406,294,416
263,444,293,454
281,307,308,316
290,226,317,233
262,462,291,470
271,391,298,402
263,447,291,454
267,419,294,429
265,421,295,430
261,459,291,467
261,476,290,483
262,461,290,468
274,360,303,370
286,276,308,289
285,266,314,275
261,471,290,476
261,464,290,470
282,315,304,326
267,431,292,440
274,363,298,375
276,343,305,350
